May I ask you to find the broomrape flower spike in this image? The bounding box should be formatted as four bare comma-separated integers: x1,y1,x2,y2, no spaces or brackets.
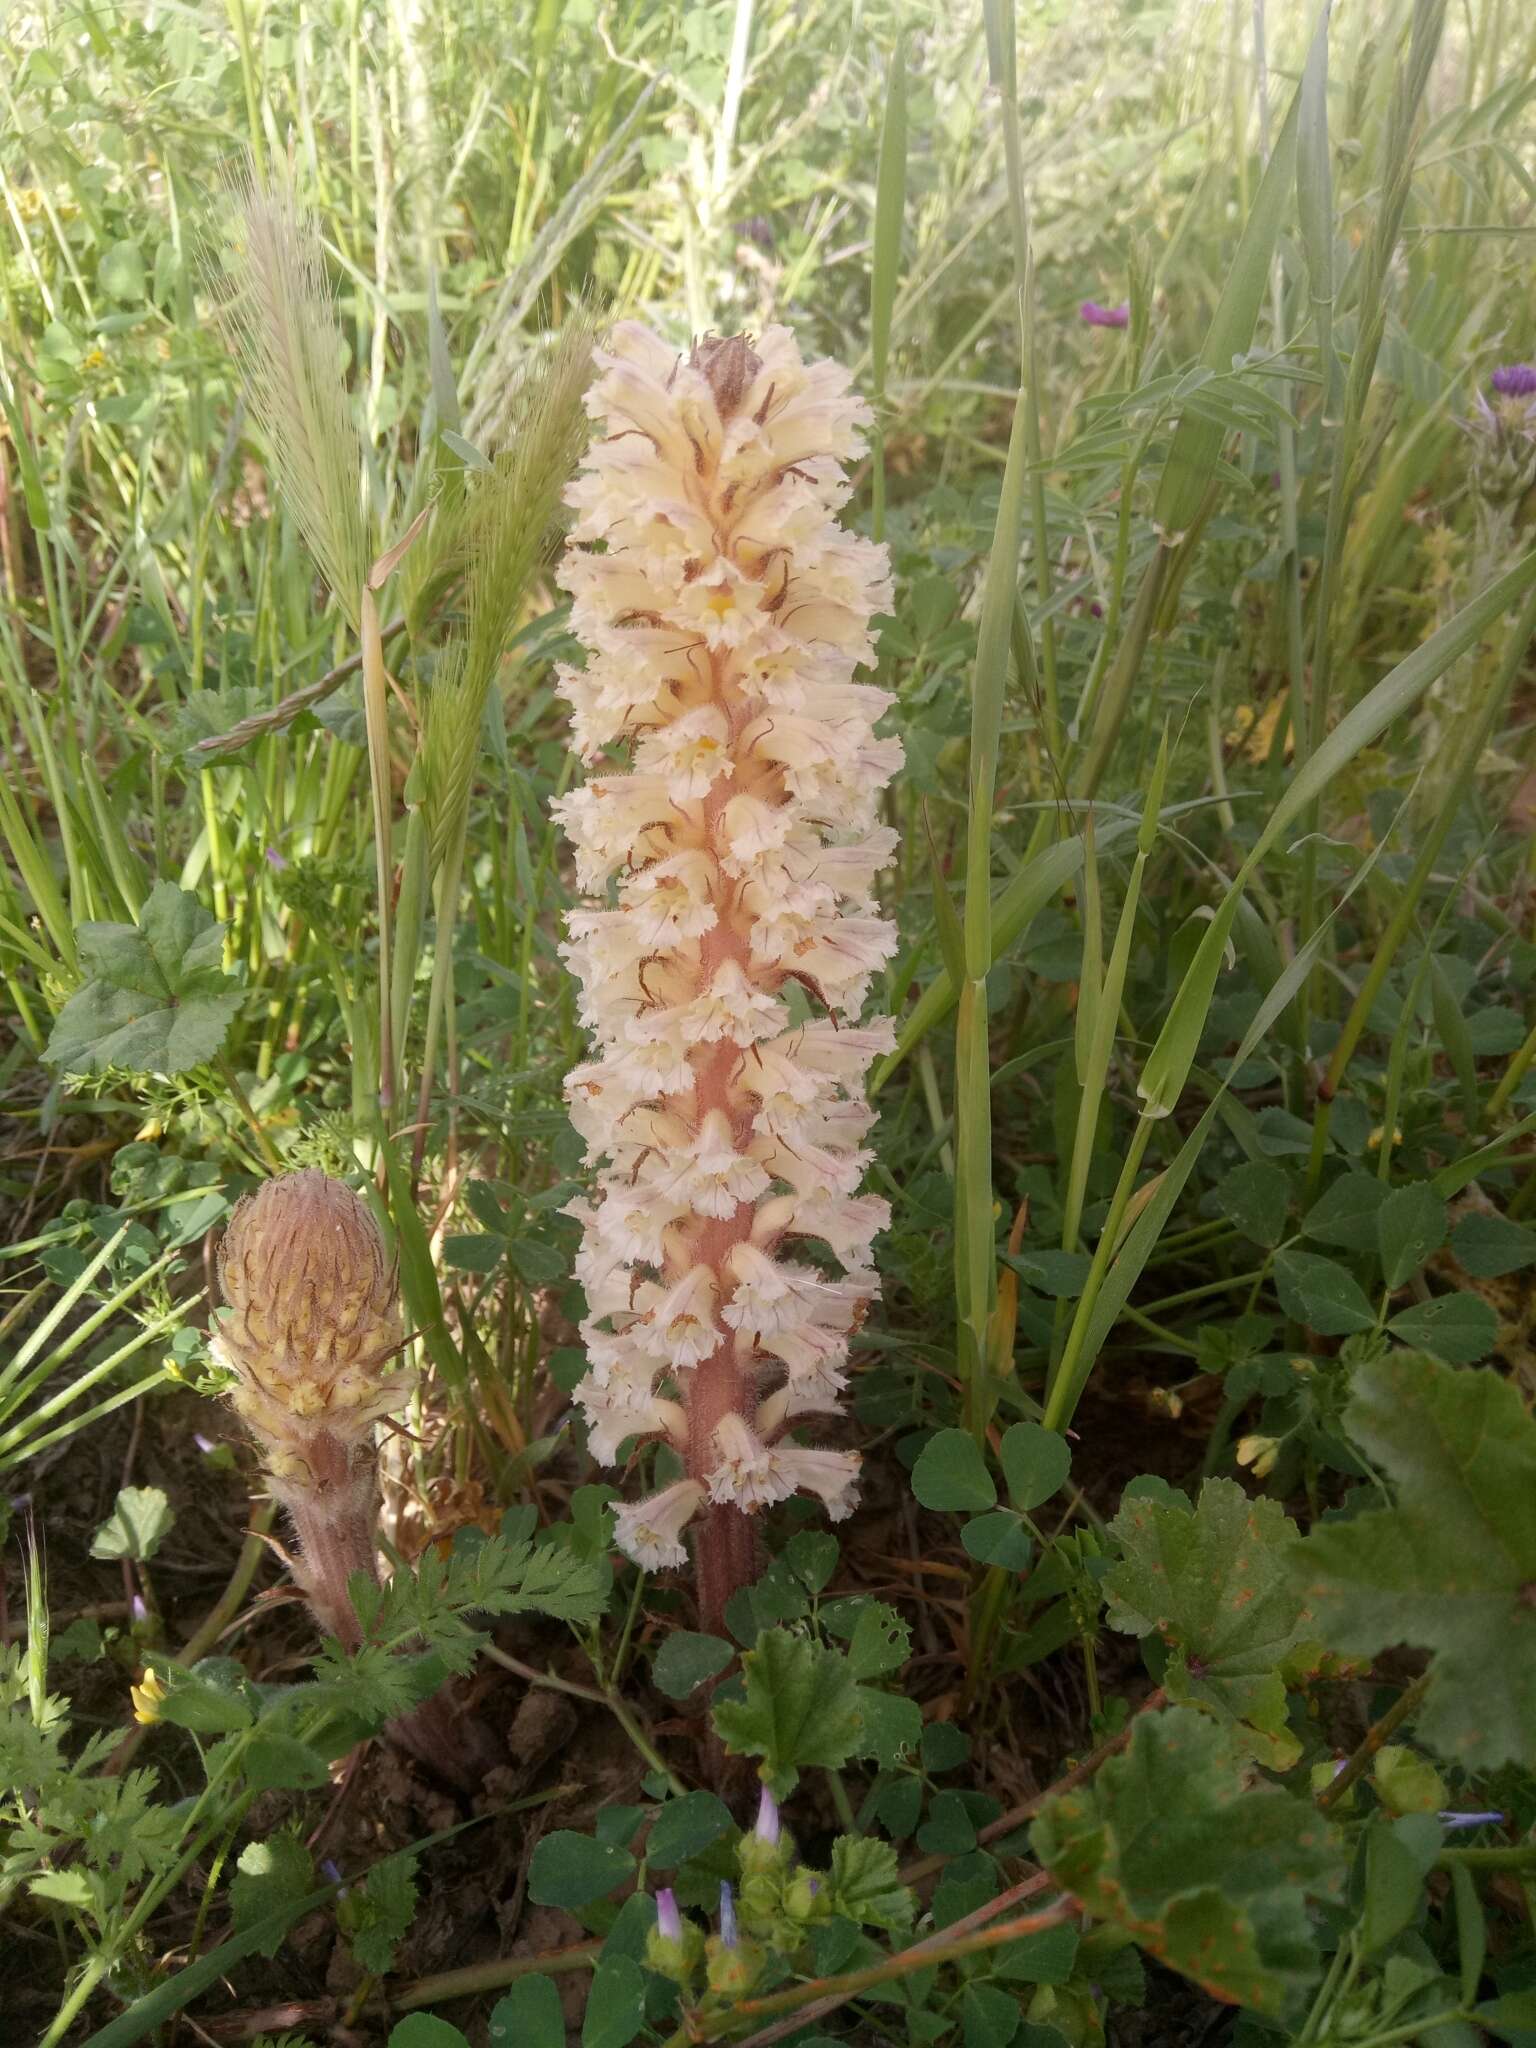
553,322,900,1631
211,1170,407,1647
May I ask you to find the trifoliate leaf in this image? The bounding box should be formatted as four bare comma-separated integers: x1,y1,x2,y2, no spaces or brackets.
90,1485,174,1562
1290,1351,1536,1768
1103,1480,1315,1768
713,1628,863,1796
43,882,242,1077
1030,1707,1344,2019
826,1836,915,1931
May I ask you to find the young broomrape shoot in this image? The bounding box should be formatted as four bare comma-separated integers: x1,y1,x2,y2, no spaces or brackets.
554,323,899,1631
212,1170,407,1649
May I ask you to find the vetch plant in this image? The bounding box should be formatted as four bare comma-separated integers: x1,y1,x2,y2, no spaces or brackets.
553,322,899,1630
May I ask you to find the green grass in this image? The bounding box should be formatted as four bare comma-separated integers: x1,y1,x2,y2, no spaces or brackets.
6,0,1536,2039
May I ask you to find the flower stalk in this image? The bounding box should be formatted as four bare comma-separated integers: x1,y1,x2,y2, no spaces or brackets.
554,323,899,1632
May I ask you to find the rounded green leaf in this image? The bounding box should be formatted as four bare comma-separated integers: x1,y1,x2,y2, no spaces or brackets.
961,1510,1034,1570
490,1978,563,2048
527,1830,635,1909
999,1422,1072,1510
911,1428,997,1513
1377,1183,1447,1290
1387,1292,1497,1364
651,1631,733,1700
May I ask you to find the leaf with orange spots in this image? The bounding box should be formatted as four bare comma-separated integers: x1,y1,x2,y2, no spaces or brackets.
1103,1479,1315,1768
1031,1707,1344,2021
1290,1351,1536,1770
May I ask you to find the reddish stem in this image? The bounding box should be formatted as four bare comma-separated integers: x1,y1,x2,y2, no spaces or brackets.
693,1497,761,1640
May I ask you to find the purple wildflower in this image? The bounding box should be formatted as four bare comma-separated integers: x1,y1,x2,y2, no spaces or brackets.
130,1594,148,1625
1439,1810,1504,1830
1491,363,1536,398
1080,301,1129,329
655,1887,682,1942
719,1881,738,1947
265,847,290,871
755,1786,780,1844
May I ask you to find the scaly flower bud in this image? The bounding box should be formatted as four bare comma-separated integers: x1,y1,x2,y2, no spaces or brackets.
214,1170,406,1502
554,322,899,1631
212,1171,406,1648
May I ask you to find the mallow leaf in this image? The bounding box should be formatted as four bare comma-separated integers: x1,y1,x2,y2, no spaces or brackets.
826,1836,915,1931
713,1628,862,1795
1290,1351,1536,1769
1103,1479,1315,1768
44,882,241,1076
1031,1707,1344,2019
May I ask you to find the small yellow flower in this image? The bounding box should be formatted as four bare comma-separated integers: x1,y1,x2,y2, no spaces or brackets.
130,1668,168,1725
1235,1434,1281,1479
1224,694,1291,765
82,347,109,372
1367,1124,1403,1154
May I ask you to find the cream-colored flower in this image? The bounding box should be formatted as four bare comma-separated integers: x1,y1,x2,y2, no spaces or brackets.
553,324,899,1581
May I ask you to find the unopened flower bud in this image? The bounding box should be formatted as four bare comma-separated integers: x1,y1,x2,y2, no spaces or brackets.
739,1786,792,1878
706,1927,764,1995
783,1869,827,1923
213,1171,406,1506
646,1888,704,1984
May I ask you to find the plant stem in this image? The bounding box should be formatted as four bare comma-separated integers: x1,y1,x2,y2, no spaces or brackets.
1317,1670,1434,1812
393,1939,602,2012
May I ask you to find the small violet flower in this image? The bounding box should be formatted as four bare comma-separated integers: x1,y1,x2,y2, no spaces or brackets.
719,1881,738,1948
1080,300,1129,329
1439,1810,1504,1830
755,1785,780,1845
1490,363,1536,398
655,1887,683,1943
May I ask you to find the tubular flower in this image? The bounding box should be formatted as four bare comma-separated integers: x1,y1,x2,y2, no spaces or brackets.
553,322,899,1625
